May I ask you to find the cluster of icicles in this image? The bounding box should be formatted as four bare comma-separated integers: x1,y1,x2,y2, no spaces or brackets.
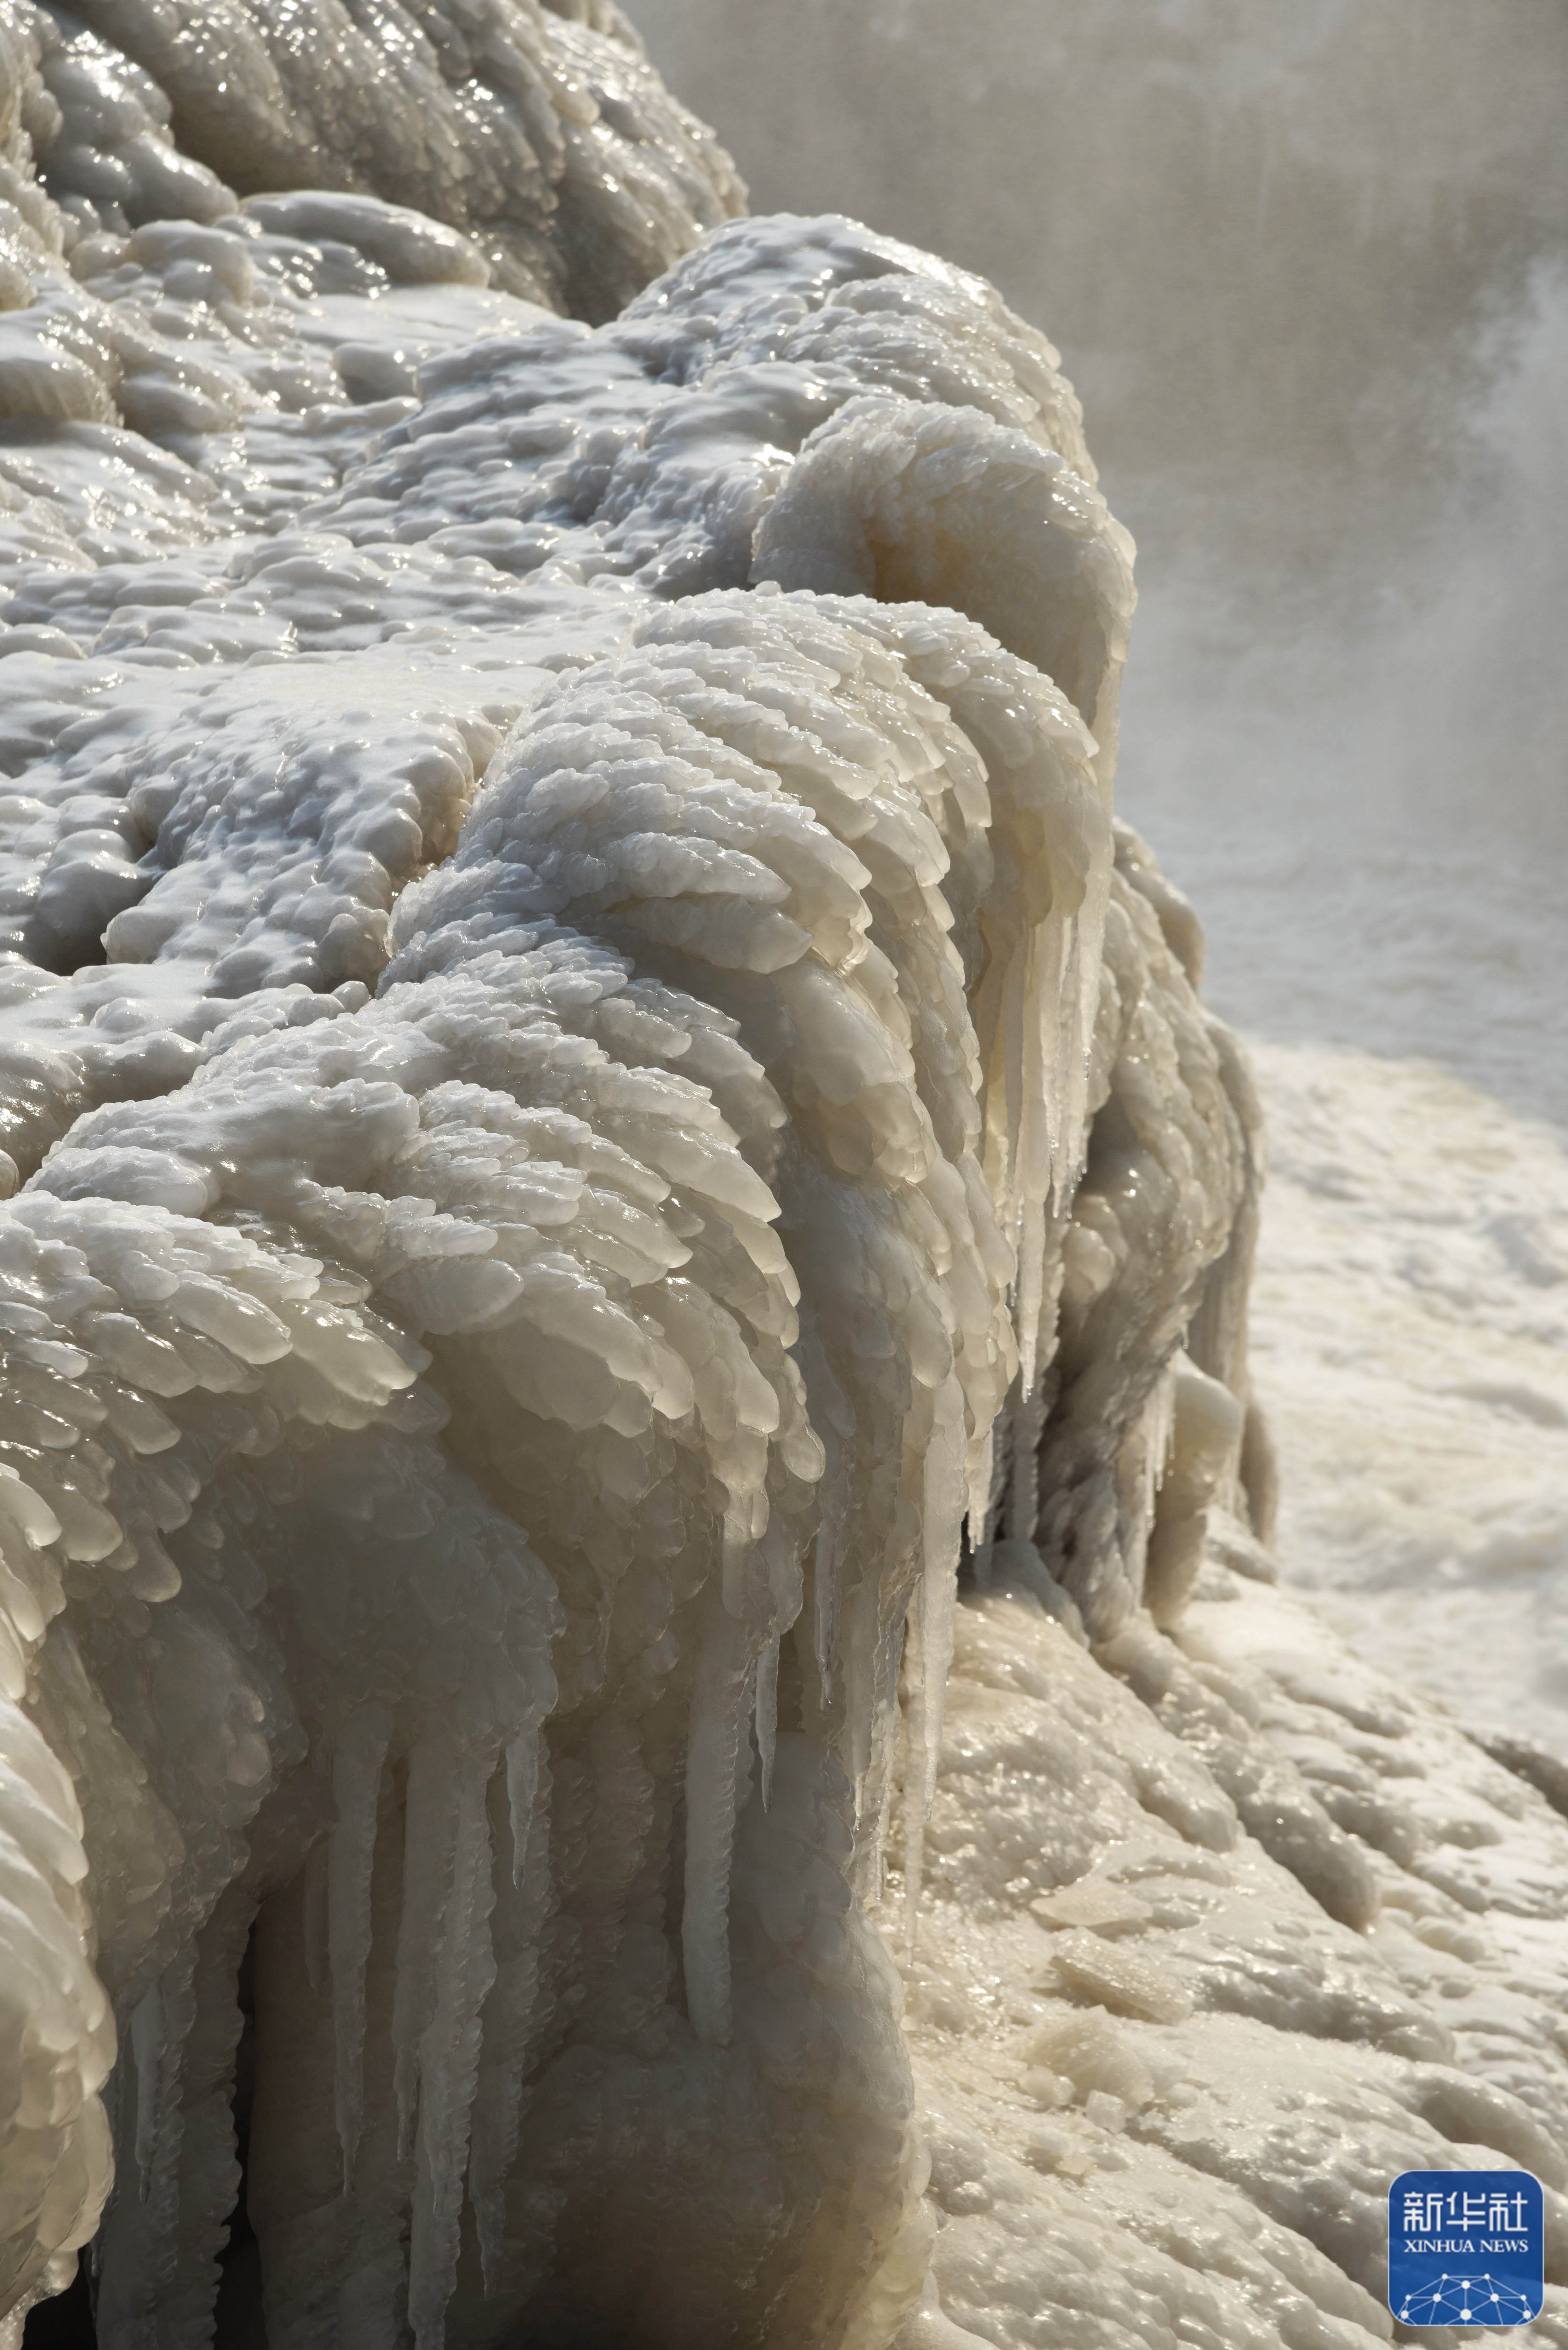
4,590,1118,2347
0,4,1176,2344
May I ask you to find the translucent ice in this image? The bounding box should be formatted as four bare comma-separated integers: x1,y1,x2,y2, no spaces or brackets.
0,6,1564,2349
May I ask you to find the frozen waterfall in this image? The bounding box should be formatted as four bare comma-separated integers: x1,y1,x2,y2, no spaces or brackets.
0,4,1565,2347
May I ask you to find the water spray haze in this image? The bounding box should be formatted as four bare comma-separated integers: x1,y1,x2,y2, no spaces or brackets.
0,6,1565,2350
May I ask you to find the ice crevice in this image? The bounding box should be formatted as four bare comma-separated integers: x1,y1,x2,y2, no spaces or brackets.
0,5,1565,2348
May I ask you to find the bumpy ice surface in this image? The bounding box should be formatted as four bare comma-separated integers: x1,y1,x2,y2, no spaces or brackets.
0,4,1564,2347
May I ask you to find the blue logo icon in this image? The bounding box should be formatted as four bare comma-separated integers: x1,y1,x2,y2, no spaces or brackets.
1388,2169,1544,2329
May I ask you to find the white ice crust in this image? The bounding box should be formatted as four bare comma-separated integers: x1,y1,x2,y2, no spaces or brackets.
0,5,1563,2347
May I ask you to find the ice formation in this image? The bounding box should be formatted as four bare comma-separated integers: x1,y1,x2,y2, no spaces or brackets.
0,4,1564,2347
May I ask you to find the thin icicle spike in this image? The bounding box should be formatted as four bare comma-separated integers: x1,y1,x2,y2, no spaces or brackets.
901,1604,926,1960
756,1634,780,1811
392,1740,464,2162
503,1732,540,1891
408,1750,497,2350
468,1759,552,2301
129,1988,164,2196
328,1703,393,2191
682,1616,750,2046
303,1840,331,2003
918,1373,967,1824
814,1516,840,1706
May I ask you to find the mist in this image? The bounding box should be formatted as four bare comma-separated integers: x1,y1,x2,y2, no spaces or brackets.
628,0,1568,1742
633,0,1568,1117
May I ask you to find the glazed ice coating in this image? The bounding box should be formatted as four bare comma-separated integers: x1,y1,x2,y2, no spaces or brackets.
1,5,1566,2348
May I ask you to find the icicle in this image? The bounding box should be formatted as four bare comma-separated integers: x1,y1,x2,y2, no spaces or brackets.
1014,930,1053,1397
682,1608,749,2045
969,1422,995,1554
329,1700,392,2191
130,1984,164,2195
408,1746,498,2350
1007,1381,1046,1556
917,1372,966,1823
840,1582,883,1832
999,939,1029,1245
157,1891,257,2349
504,1730,540,1891
303,1837,330,2000
97,1947,201,2344
391,1738,463,2159
1065,856,1113,1200
731,1657,757,1842
469,1757,553,2298
901,1603,925,1958
755,1633,779,1811
813,1517,839,1706
853,1588,913,1909
797,1322,852,1707
1142,1358,1180,1529
898,1372,966,1945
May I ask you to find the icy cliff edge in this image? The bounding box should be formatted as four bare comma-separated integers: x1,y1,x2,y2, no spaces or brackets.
0,4,1563,2346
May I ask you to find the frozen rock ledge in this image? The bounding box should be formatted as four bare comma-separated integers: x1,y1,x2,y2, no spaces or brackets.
0,4,1564,2345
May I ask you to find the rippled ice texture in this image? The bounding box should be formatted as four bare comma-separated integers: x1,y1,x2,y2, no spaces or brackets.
0,6,1565,2350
